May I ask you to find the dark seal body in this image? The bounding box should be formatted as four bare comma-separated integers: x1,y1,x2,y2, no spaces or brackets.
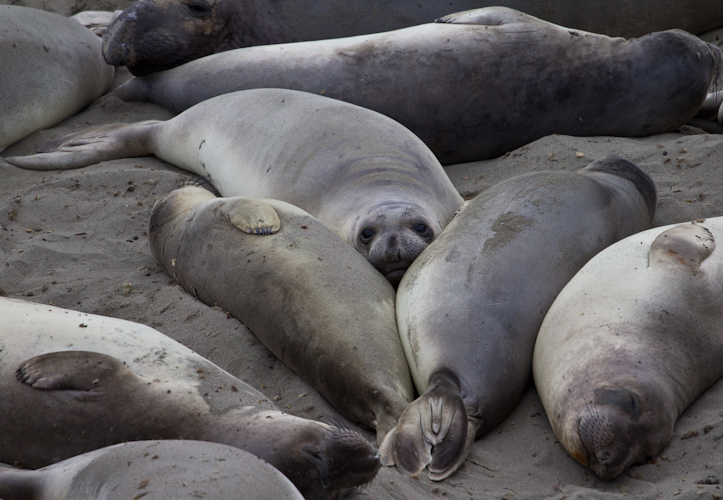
0,297,380,500
102,0,723,75
533,218,723,480
382,156,657,479
116,8,722,165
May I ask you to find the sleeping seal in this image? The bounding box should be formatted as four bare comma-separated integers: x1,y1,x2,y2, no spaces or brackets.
102,0,723,76
0,6,114,151
113,7,722,165
0,297,380,500
147,186,415,443
533,218,723,480
6,88,462,285
0,440,305,499
381,156,657,480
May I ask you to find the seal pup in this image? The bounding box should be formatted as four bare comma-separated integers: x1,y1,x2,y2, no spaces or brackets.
533,218,723,480
0,297,380,500
147,185,415,443
381,156,657,480
111,7,722,165
6,88,462,285
0,440,305,499
102,0,723,76
0,6,114,152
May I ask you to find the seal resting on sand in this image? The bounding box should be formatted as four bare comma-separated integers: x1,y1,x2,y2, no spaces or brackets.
381,156,657,480
534,218,723,480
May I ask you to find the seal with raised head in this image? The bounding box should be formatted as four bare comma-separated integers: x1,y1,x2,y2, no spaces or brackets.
102,0,723,76
147,185,415,443
533,218,723,480
112,7,722,165
6,88,462,285
380,156,657,480
0,440,305,499
0,6,114,151
0,297,380,500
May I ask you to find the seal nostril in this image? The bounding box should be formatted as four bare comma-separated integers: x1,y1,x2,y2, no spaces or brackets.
597,450,610,463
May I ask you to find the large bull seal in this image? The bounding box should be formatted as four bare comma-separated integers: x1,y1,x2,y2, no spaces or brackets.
0,297,380,500
381,156,657,480
0,6,114,152
147,186,415,443
6,89,462,285
113,8,722,165
102,0,723,76
0,440,305,499
533,218,723,480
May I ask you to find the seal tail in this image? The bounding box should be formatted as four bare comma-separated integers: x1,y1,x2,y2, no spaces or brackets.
5,121,158,171
380,371,476,481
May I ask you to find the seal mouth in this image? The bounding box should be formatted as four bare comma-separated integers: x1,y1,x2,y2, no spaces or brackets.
383,266,408,287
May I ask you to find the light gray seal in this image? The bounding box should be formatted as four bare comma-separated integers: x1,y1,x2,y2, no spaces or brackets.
533,218,723,480
101,0,723,76
0,6,114,152
0,297,380,500
381,156,657,480
147,186,415,443
113,7,722,165
6,88,462,285
0,440,305,499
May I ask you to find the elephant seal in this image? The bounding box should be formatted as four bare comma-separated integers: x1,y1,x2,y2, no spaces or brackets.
0,6,114,152
0,440,305,499
533,218,723,480
0,297,380,500
380,156,657,480
113,8,722,165
102,0,723,76
147,186,415,443
7,89,462,284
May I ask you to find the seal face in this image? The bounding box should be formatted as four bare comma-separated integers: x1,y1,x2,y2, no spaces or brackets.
533,219,723,480
381,156,657,479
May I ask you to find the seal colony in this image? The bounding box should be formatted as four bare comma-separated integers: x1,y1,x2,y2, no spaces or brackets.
382,157,657,480
533,217,723,480
147,186,415,442
0,297,380,500
6,89,463,284
113,7,722,164
0,6,114,151
102,0,723,75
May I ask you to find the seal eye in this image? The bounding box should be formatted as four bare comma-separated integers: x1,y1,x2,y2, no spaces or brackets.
186,2,211,17
360,228,374,243
413,223,428,234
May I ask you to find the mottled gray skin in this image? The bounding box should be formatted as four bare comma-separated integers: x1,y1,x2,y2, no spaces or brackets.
0,440,305,500
534,219,723,480
102,0,723,76
0,297,380,500
147,186,415,444
115,7,722,165
7,89,462,285
384,156,657,480
0,6,114,151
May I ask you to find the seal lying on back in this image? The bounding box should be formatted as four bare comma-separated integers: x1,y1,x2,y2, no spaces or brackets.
147,186,415,443
0,6,114,151
113,7,722,165
533,218,723,480
0,440,305,499
102,0,723,76
6,89,462,285
381,156,657,480
0,297,380,500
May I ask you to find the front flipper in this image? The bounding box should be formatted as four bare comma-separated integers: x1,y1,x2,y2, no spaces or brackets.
16,351,130,391
218,198,281,235
649,223,714,270
383,372,476,480
5,122,157,171
436,7,526,26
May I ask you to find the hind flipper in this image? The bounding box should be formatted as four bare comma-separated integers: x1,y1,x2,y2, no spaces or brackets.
5,122,158,171
219,198,281,235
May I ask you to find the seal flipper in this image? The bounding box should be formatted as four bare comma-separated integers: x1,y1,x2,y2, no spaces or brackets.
6,122,158,171
218,198,281,235
16,351,132,391
436,7,526,26
649,223,715,270
387,371,473,480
